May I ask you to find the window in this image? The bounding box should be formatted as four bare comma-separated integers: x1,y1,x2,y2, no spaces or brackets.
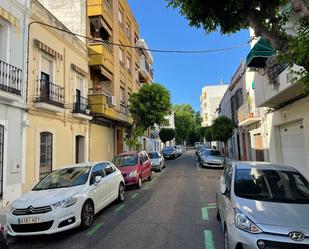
125,22,131,39
119,48,124,65
120,86,125,103
112,155,138,167
126,56,131,71
118,9,123,26
40,132,53,179
0,19,9,61
90,163,105,185
103,163,115,176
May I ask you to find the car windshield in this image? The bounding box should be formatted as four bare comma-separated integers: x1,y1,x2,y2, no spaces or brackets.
163,147,173,152
235,169,309,203
112,155,138,167
204,150,221,156
33,166,91,190
148,152,160,159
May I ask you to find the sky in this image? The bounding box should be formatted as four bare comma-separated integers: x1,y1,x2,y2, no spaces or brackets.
128,0,250,111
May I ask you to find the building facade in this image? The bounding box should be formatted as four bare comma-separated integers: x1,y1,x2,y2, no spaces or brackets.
0,0,29,205
24,0,92,192
38,0,154,161
200,84,228,127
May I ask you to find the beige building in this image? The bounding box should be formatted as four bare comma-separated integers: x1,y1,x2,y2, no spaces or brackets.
24,0,92,191
39,0,154,161
200,84,228,127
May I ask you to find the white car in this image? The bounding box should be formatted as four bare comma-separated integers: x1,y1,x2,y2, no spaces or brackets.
7,162,125,236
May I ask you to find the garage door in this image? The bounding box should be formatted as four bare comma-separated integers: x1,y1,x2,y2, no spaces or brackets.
280,120,307,175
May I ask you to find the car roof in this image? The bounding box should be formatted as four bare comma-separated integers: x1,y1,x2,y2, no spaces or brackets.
117,151,142,156
58,161,111,170
148,151,160,154
233,161,297,172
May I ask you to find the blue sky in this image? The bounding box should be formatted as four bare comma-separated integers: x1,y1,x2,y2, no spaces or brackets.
128,0,250,111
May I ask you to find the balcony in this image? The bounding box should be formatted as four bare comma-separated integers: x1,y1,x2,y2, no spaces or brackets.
0,60,22,101
88,43,114,75
237,103,261,127
87,0,113,27
33,80,65,113
88,89,133,125
72,96,93,121
139,56,153,83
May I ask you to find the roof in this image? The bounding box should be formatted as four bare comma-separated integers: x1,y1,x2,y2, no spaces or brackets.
234,161,297,172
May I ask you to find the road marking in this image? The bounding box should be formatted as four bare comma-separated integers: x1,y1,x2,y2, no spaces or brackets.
131,193,139,199
201,206,217,220
86,223,103,236
115,204,126,213
204,230,215,249
208,203,217,206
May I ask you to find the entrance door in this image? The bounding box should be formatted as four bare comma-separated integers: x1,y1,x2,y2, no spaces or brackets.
117,129,124,155
242,132,247,161
280,121,306,175
76,135,85,163
0,125,4,198
254,134,264,161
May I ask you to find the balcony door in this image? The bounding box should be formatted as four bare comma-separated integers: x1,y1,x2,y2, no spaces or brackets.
75,89,81,111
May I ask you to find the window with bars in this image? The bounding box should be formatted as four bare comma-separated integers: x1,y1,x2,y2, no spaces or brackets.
40,132,53,179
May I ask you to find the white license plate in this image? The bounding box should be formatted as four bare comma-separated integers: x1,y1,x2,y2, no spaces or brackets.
19,217,41,224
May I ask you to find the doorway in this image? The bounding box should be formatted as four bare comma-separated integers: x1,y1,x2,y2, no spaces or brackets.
75,135,85,163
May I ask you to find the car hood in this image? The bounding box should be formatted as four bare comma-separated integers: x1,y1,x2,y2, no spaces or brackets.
237,197,309,229
204,156,224,162
12,185,85,208
150,159,160,165
162,151,173,154
117,165,138,174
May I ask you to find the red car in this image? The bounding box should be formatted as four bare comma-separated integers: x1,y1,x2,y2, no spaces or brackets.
112,151,152,189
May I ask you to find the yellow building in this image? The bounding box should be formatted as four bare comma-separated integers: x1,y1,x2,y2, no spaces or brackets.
38,0,154,160
24,0,92,191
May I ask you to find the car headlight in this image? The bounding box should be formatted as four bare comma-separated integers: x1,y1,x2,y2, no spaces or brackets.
234,208,262,234
150,161,154,165
129,170,137,177
52,195,78,209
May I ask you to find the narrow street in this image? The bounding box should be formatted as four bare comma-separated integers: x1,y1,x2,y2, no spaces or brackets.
9,149,224,249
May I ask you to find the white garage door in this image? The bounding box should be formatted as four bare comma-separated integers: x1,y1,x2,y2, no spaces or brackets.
280,120,307,176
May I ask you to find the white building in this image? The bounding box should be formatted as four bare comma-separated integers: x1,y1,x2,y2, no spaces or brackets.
200,84,228,127
0,0,29,206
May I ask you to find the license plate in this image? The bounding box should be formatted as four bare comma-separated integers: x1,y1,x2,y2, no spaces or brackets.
19,217,41,224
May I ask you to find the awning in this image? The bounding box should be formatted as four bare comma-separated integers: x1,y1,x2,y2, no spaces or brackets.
34,39,63,61
246,38,274,68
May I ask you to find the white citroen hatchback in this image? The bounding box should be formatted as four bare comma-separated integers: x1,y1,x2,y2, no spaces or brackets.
7,162,125,236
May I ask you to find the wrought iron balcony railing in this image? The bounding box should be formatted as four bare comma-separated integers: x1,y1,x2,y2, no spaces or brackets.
73,96,91,115
0,59,22,96
34,79,65,108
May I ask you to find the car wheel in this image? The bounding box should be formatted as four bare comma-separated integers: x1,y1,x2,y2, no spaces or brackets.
224,229,229,249
216,207,221,220
117,183,125,203
80,200,94,229
158,164,162,172
137,176,142,189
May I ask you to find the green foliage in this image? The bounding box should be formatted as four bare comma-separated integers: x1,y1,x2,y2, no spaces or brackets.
159,128,176,145
174,104,196,143
212,116,234,143
129,83,172,130
204,126,214,142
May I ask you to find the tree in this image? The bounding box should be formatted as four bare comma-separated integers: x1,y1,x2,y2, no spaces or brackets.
204,126,214,145
212,116,234,163
159,128,176,146
167,0,309,85
127,83,172,149
174,104,195,144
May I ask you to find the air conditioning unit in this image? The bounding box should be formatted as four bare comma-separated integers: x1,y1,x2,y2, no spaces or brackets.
107,95,116,107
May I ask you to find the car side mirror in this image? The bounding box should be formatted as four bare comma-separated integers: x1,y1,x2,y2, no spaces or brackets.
94,175,102,185
220,183,228,195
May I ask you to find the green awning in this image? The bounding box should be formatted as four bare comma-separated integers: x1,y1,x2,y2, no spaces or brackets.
246,38,274,68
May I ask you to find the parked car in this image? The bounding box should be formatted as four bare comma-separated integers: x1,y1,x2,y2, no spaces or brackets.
0,224,8,249
174,145,182,157
196,146,208,161
194,142,203,149
200,149,224,168
112,151,152,189
216,161,309,249
162,146,177,159
7,162,125,236
148,152,165,172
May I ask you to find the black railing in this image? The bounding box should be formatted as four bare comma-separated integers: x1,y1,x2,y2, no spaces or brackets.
34,80,65,107
0,60,22,96
73,96,90,115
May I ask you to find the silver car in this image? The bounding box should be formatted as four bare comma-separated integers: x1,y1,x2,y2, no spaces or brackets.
200,149,224,167
148,152,165,171
216,161,309,249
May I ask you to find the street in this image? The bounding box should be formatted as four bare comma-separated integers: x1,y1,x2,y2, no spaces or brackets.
9,149,224,249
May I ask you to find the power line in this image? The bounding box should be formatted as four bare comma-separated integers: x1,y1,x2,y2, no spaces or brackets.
30,21,251,54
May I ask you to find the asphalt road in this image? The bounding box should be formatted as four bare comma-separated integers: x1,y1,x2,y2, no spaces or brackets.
9,149,224,249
